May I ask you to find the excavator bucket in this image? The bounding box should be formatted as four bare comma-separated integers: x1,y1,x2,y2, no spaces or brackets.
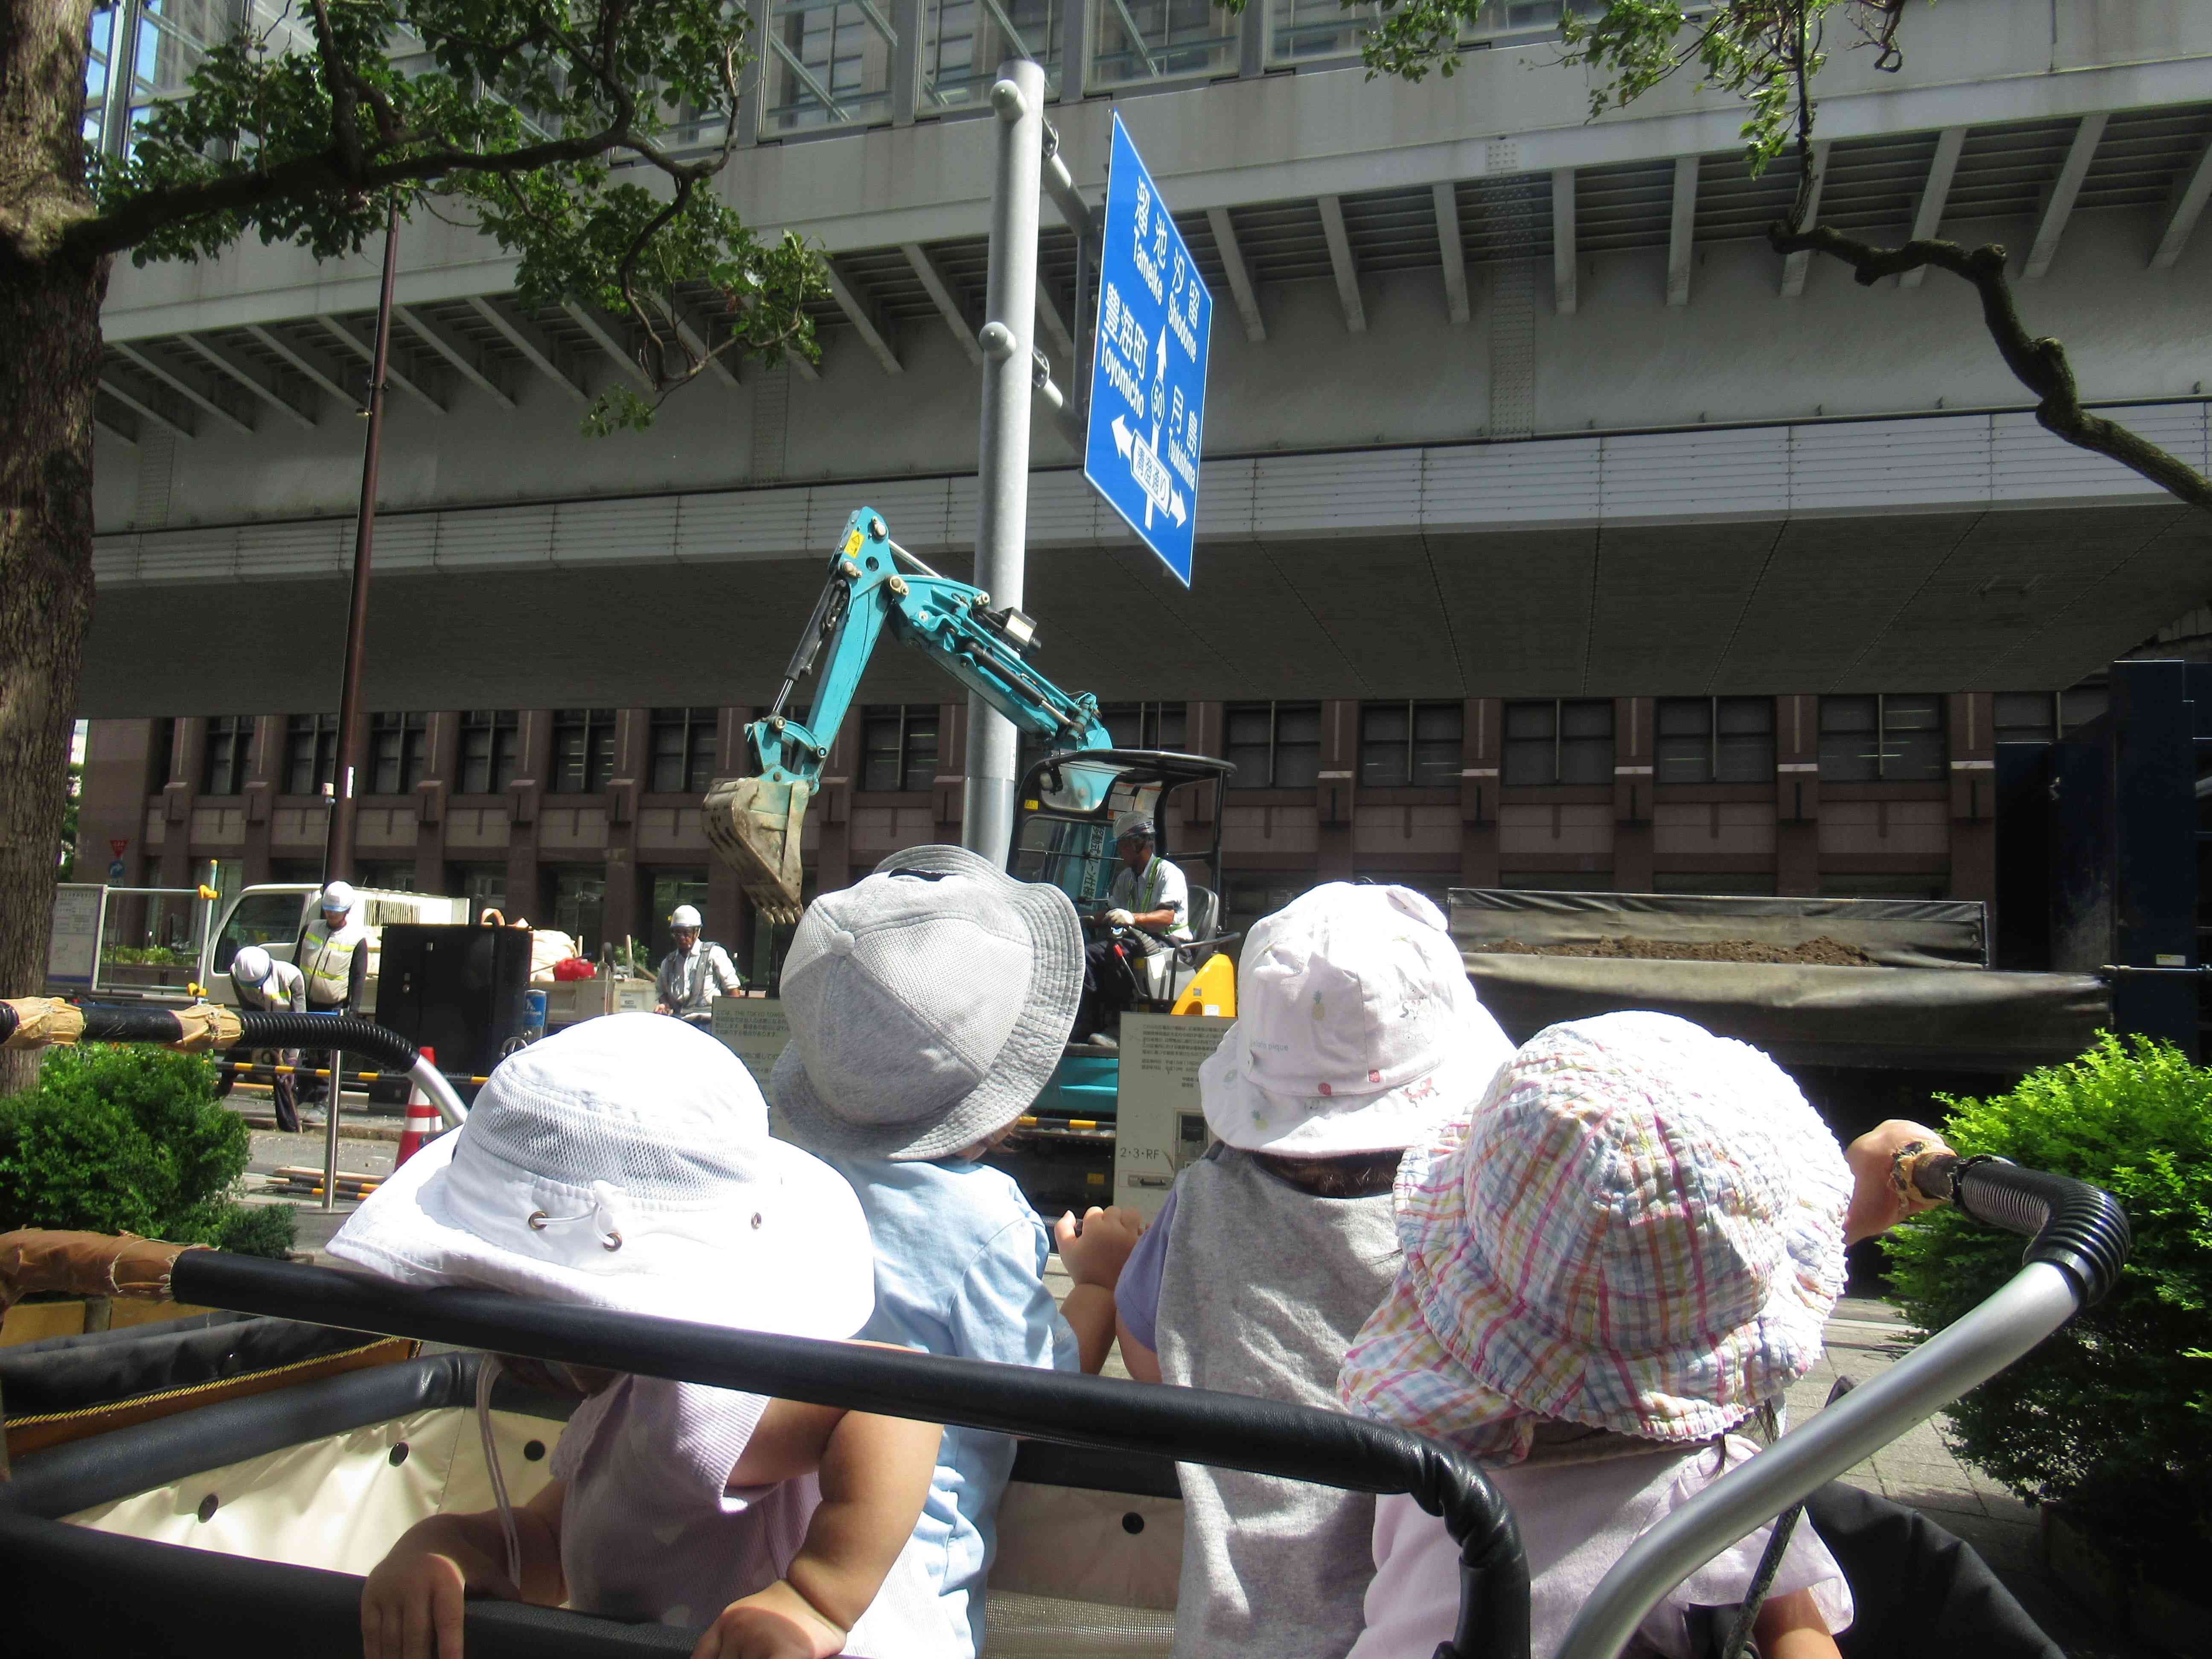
703,775,815,926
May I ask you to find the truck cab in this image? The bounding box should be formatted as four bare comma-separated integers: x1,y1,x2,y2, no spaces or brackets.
199,885,469,1009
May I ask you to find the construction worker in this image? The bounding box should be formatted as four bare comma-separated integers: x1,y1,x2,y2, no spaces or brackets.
225,944,307,1132
1074,812,1192,1045
655,904,742,1027
296,881,370,1105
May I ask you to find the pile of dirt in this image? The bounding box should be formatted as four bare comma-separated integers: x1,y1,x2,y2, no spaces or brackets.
1470,935,1882,968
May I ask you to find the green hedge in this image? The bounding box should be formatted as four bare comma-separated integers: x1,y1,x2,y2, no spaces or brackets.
1884,1034,2212,1575
0,1045,294,1259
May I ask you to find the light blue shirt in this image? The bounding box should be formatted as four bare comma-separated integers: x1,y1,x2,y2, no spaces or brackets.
819,1151,1080,1659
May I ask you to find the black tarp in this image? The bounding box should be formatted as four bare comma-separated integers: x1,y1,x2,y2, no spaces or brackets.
1451,888,1992,968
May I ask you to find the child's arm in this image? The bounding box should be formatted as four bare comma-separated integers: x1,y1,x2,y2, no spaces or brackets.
1053,1205,1145,1374
1752,1587,1843,1659
1116,1316,1163,1384
361,1479,567,1659
692,1411,942,1659
1842,1119,1955,1243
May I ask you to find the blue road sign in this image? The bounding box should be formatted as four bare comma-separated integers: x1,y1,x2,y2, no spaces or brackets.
107,859,128,880
1084,112,1213,588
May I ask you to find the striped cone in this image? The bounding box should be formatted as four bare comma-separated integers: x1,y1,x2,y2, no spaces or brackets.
396,1045,441,1167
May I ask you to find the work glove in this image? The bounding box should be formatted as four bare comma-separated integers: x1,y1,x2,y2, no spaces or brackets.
1105,908,1135,928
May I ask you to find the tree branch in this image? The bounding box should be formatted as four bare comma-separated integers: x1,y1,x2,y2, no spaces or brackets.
1770,221,2212,512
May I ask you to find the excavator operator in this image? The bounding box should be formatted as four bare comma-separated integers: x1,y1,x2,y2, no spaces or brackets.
1073,812,1192,1047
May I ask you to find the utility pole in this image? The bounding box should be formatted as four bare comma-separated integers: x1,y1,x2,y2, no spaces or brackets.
962,58,1046,867
323,195,401,886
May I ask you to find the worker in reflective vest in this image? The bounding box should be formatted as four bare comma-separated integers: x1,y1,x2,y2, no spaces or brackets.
1073,812,1192,1045
297,881,370,1105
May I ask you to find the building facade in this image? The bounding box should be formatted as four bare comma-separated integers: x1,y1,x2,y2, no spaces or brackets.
76,681,2112,978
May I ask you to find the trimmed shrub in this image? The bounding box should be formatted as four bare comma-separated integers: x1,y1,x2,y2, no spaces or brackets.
0,1045,293,1258
1884,1034,2212,1575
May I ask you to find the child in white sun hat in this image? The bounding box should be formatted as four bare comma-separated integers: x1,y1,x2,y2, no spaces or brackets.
771,845,1147,1659
1112,881,1516,1659
1337,1010,1864,1659
332,1013,955,1659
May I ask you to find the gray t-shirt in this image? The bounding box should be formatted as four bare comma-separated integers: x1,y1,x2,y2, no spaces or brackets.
1153,1145,1403,1659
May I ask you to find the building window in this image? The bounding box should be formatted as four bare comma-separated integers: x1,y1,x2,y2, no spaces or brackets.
150,717,178,790
1359,701,1463,787
1225,702,1321,789
1819,695,1947,782
1224,875,1314,930
369,712,430,795
1502,700,1614,786
356,861,417,893
549,868,606,955
552,708,617,793
199,716,252,796
860,705,940,793
649,707,719,794
1994,687,2109,746
1098,701,1188,752
1655,697,1775,784
451,864,507,921
283,713,340,795
459,710,521,794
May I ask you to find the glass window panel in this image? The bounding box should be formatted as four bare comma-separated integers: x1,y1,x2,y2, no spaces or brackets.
1654,698,1711,785
921,0,1062,111
1503,701,1555,741
1994,692,2055,747
2059,687,2108,732
200,715,250,796
1557,700,1614,785
1883,694,1946,781
765,0,896,133
1225,704,1275,787
901,706,939,793
861,707,904,792
1359,703,1410,788
1273,702,1322,789
1713,697,1774,783
1267,0,1378,64
1089,0,1239,91
1411,702,1462,786
1818,696,1880,782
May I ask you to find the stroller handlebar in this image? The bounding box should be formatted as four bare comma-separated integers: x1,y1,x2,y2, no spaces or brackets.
1922,1155,2132,1307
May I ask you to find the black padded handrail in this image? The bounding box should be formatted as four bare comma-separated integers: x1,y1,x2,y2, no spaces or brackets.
1915,1155,2132,1306
233,1010,420,1071
169,1250,1529,1659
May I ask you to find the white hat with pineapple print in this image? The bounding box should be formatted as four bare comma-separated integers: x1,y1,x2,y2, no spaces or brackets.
1199,882,1514,1156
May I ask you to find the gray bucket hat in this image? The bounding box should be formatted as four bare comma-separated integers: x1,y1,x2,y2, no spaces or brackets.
771,844,1083,1161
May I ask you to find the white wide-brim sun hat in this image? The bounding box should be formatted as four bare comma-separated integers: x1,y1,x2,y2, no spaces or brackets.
1199,883,1516,1157
330,1013,874,1341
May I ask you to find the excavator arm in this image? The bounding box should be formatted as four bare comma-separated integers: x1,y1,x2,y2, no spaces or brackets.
704,508,1114,922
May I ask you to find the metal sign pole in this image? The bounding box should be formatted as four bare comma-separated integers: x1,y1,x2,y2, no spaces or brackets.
962,57,1046,867
321,1046,342,1214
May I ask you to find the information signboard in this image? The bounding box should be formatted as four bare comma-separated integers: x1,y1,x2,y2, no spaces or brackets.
1084,112,1213,588
48,884,101,986
1112,1011,1234,1219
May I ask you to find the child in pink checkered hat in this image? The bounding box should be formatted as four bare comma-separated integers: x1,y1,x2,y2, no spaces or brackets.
1338,1011,1951,1659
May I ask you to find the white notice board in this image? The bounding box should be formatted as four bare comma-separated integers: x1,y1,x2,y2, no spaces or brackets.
49,885,102,985
1113,1012,1234,1220
712,999,794,1131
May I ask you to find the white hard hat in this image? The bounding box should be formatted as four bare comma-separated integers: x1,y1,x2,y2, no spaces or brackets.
231,946,274,985
1112,811,1157,843
669,905,703,929
321,880,358,913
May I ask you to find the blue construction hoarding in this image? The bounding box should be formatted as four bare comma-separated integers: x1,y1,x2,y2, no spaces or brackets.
1084,112,1213,588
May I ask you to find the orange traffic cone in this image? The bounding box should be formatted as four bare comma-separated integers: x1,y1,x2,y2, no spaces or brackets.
396,1045,441,1167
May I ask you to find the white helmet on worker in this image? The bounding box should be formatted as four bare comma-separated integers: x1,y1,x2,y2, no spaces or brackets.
1113,811,1156,844
320,880,358,916
231,946,274,986
669,904,703,930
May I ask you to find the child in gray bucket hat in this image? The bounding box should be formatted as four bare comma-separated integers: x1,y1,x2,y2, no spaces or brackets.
773,844,1146,1659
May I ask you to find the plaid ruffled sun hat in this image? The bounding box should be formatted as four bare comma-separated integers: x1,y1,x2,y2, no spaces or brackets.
1337,1011,1851,1464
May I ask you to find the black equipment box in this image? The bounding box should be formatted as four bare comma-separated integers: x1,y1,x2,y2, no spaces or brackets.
373,924,531,1086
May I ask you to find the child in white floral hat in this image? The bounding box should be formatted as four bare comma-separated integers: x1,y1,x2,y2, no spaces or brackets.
1339,1010,1945,1659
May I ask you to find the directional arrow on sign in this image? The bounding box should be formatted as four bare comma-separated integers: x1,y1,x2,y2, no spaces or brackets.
1170,492,1187,526
1113,416,1134,460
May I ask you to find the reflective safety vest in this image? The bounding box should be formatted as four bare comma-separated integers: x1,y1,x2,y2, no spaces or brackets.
298,919,368,1007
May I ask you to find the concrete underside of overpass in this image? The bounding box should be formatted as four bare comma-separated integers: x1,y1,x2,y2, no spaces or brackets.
81,500,2212,715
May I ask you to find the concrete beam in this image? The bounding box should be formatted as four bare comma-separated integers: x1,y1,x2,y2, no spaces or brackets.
1550,167,1577,317
1034,280,1074,360
820,259,902,374
1778,141,1831,297
465,297,590,404
99,368,195,439
1205,207,1265,344
394,305,517,408
1666,155,1698,307
1317,194,1366,333
93,393,140,447
902,242,983,365
111,340,254,437
559,302,653,390
244,323,359,407
316,314,448,413
2149,133,2212,270
1433,183,1469,326
2021,111,2108,281
178,332,319,431
1900,126,1967,289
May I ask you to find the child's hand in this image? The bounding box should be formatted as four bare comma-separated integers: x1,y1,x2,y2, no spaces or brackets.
692,1581,849,1659
1843,1118,1956,1244
1055,1205,1144,1289
362,1546,472,1659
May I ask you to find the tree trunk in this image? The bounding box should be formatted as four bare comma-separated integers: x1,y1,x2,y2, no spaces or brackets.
1,0,107,1093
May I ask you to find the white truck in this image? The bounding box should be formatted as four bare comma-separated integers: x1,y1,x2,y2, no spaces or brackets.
198,884,470,1010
